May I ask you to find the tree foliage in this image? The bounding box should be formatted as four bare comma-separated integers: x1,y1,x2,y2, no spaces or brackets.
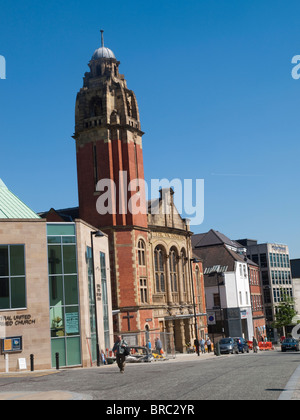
273,289,297,331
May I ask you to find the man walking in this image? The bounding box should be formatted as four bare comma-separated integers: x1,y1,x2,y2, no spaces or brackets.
252,336,258,353
113,335,129,374
206,337,212,353
200,338,206,354
155,337,163,354
194,338,200,355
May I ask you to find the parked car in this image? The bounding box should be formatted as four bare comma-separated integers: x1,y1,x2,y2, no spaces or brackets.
126,346,154,363
281,338,300,352
218,338,239,355
233,337,250,353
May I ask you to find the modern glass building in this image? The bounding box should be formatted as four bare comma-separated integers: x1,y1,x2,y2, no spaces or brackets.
0,183,114,373
238,239,293,342
47,221,114,368
47,223,81,367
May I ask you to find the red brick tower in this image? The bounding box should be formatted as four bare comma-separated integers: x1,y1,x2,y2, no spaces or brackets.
74,32,153,337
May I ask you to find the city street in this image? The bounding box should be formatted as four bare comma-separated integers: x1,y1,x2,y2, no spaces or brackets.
0,350,299,401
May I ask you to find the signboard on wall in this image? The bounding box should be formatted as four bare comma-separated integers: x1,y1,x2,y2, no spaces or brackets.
1,336,23,354
65,313,79,335
240,310,248,319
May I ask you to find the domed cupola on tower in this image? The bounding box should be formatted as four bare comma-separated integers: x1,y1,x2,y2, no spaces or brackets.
92,30,116,60
74,30,142,136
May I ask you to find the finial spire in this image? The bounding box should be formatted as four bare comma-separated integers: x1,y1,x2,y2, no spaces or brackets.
100,30,104,48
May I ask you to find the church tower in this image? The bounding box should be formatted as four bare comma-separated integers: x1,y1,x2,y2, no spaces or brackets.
74,32,153,337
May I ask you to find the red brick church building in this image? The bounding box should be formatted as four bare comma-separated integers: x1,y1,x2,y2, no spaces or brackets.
44,33,207,352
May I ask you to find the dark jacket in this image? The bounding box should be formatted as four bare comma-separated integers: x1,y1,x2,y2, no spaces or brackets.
113,339,128,355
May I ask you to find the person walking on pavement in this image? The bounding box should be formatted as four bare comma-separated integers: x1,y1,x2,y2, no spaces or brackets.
194,338,200,355
252,336,258,353
113,335,129,374
206,337,212,353
155,337,163,354
200,338,206,354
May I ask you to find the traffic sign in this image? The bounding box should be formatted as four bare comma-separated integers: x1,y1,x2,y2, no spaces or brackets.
207,312,216,325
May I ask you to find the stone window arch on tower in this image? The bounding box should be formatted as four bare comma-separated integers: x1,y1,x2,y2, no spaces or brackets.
154,246,166,293
126,92,137,120
89,97,103,118
110,110,120,125
96,65,102,77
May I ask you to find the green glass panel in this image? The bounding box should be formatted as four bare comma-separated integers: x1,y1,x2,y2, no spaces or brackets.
64,275,78,305
65,306,79,336
51,338,66,368
103,305,109,331
47,237,61,244
104,331,110,351
0,246,8,277
0,278,9,309
62,236,76,244
49,276,63,307
91,334,97,362
100,252,106,277
67,337,81,366
90,304,96,334
11,277,26,308
63,245,77,274
48,245,62,275
10,246,25,276
102,278,108,304
50,306,65,338
47,224,75,237
87,247,93,276
88,274,95,305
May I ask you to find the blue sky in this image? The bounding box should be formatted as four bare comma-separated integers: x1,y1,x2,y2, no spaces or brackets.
0,0,300,257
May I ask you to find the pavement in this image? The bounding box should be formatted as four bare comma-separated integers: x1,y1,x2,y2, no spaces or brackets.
278,362,300,400
0,349,300,400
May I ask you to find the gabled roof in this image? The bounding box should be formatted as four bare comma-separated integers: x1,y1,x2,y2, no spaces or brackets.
193,244,235,273
193,229,242,249
38,207,79,222
0,179,40,219
192,229,258,268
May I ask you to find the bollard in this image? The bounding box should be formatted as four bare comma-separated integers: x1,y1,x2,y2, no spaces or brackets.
55,352,60,370
97,344,100,367
214,342,221,356
30,354,34,372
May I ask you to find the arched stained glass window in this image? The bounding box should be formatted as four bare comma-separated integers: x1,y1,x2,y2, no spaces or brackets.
169,248,178,293
138,240,146,266
154,246,166,293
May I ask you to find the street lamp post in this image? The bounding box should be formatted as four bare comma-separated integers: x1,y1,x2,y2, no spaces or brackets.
190,257,201,356
91,230,105,367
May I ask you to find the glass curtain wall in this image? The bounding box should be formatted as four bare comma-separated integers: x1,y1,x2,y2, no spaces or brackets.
86,246,97,362
0,245,26,310
47,224,81,368
100,252,110,350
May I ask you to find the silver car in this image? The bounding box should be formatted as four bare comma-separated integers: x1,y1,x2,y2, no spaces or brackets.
219,338,239,355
